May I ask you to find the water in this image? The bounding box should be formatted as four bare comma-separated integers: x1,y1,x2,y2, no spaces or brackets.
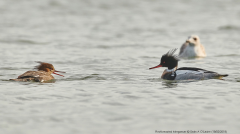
0,0,240,134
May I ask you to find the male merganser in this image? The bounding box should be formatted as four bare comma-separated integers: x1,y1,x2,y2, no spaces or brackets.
10,62,65,82
149,49,228,80
179,35,206,58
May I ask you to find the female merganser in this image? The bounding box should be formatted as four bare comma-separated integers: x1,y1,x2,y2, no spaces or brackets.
10,62,65,82
149,49,228,80
179,35,206,58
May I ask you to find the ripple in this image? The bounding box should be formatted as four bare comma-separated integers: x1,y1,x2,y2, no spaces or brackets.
107,117,131,122
218,25,240,30
203,106,216,110
215,54,240,57
79,75,106,80
75,93,94,97
235,78,240,82
65,74,107,81
0,39,48,45
178,96,208,100
124,95,141,99
49,95,72,99
102,102,125,106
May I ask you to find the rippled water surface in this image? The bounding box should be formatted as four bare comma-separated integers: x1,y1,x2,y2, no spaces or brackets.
0,0,240,134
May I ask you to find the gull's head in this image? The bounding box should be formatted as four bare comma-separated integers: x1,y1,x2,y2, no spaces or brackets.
185,35,201,46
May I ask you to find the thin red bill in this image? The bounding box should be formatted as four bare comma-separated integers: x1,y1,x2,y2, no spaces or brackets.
149,65,162,69
55,70,66,73
53,71,65,77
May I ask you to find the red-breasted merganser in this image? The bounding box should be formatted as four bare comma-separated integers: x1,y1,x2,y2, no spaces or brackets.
10,62,65,82
149,49,228,80
179,35,206,58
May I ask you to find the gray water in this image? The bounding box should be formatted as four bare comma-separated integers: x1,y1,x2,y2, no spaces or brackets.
0,0,240,134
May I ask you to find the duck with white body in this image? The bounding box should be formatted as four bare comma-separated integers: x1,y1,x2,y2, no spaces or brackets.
149,49,227,80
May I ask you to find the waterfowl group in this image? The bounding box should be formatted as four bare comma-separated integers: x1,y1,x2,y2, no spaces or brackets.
10,35,228,82
149,49,228,80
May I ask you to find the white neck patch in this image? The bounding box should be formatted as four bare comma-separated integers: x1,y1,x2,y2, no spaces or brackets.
166,68,175,72
165,68,176,76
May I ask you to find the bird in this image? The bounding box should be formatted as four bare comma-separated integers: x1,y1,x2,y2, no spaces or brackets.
149,49,228,80
179,35,206,58
10,62,65,82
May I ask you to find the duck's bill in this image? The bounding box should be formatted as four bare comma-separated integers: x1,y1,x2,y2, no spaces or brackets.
149,65,162,69
55,70,66,73
53,70,65,77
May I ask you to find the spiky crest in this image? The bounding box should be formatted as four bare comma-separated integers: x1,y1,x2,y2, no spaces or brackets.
163,48,180,61
34,61,55,71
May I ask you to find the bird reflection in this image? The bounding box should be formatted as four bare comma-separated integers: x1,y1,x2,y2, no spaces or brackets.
162,80,178,88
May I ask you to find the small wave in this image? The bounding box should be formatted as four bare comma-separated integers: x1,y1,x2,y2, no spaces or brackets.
80,74,106,80
0,39,48,45
218,25,240,30
65,74,107,81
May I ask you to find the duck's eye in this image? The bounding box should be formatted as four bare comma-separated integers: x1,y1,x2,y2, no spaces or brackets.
193,38,197,41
